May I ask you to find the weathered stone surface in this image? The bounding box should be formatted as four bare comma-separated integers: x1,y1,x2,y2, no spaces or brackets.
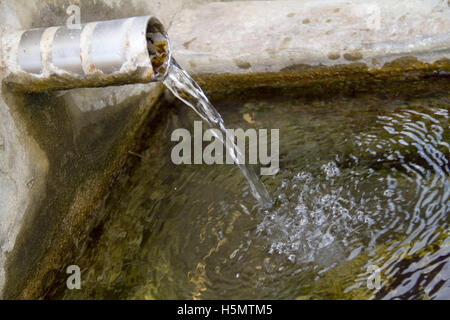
0,0,183,299
169,0,450,74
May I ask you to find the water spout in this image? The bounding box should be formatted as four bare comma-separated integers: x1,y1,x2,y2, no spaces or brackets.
1,15,170,92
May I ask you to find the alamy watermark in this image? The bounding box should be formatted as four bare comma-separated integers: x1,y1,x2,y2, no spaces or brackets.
171,121,280,175
66,4,81,29
66,265,81,290
366,264,381,290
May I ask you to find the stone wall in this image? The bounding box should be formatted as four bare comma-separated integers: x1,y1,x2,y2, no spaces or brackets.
0,0,184,299
169,0,450,74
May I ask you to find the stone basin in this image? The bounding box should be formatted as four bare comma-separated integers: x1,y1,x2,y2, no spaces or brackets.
0,0,449,299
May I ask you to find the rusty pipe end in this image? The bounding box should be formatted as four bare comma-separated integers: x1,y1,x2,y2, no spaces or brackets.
2,15,171,92
146,18,171,81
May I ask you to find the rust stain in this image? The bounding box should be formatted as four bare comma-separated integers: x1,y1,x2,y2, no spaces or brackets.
144,69,154,80
327,52,341,60
183,37,197,49
151,40,169,73
280,37,292,50
344,51,363,61
234,59,252,69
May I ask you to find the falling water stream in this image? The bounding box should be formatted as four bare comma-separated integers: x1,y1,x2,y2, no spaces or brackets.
162,58,272,206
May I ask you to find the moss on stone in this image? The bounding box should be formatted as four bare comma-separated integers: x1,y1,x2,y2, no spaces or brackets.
2,83,163,299
194,57,450,102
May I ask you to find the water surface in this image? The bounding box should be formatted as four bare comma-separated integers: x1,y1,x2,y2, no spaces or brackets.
56,91,449,300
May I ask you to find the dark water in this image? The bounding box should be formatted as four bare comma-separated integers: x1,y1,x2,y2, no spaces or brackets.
57,92,449,300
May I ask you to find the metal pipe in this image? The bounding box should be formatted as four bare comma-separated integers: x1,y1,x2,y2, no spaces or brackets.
1,15,170,92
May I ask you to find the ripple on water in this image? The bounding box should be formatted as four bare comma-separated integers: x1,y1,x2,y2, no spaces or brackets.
57,94,449,300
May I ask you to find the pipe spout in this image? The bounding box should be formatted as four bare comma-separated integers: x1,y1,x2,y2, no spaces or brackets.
1,15,170,92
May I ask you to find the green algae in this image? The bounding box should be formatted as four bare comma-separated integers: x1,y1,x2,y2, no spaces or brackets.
2,83,164,299
194,57,450,102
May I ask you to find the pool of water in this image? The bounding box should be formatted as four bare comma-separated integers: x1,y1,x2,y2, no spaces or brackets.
52,90,449,300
